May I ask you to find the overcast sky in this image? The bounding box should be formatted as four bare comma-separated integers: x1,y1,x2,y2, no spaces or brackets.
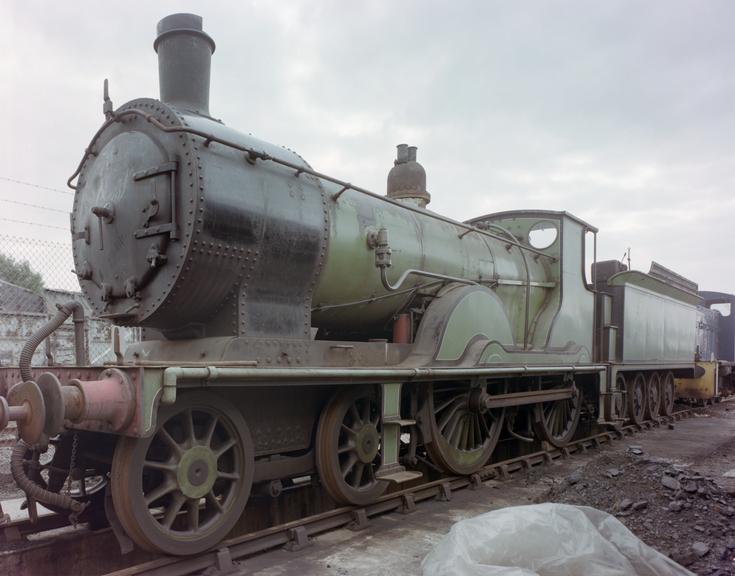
1,1,733,293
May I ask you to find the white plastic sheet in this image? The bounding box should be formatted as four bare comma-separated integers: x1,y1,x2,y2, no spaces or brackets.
422,503,693,576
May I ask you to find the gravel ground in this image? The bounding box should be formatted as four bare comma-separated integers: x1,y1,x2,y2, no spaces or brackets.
544,404,735,575
0,423,20,500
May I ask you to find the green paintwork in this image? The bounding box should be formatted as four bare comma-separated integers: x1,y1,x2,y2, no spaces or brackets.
608,271,701,306
437,290,513,361
140,368,164,437
312,187,501,329
382,382,402,417
380,382,402,467
426,212,594,365
312,198,597,366
616,281,697,363
545,216,594,354
479,342,591,365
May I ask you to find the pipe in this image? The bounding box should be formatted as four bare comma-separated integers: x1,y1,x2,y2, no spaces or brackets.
72,305,87,366
396,144,409,163
380,266,477,292
161,364,607,404
20,301,85,382
11,440,86,518
393,313,411,344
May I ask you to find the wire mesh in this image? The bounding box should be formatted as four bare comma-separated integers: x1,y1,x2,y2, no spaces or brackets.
0,234,140,367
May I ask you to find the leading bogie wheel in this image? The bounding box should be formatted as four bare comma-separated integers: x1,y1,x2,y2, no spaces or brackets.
315,387,388,506
646,372,662,419
110,392,254,555
421,381,505,476
660,371,675,417
626,373,647,425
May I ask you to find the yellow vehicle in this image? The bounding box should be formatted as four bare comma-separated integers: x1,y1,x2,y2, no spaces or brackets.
676,291,735,403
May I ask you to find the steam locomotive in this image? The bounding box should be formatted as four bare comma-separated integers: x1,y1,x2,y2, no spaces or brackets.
0,13,727,556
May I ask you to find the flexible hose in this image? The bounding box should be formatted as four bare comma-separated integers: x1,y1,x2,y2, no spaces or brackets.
19,301,84,382
11,440,85,514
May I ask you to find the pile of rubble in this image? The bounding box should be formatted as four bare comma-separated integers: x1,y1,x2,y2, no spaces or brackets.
545,447,735,575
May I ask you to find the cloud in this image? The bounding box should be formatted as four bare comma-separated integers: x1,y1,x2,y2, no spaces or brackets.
1,0,733,293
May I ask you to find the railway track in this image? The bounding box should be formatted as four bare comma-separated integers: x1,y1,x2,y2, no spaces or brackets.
0,409,696,576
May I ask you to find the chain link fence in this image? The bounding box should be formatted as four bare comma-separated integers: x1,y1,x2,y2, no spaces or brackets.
0,234,141,368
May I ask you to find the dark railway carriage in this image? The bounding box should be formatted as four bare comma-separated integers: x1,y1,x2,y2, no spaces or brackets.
0,13,702,557
676,291,735,401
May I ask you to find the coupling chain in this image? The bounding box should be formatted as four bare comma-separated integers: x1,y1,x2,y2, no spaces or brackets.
66,432,79,496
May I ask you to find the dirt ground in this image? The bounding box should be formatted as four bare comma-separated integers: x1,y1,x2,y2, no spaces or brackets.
544,404,735,575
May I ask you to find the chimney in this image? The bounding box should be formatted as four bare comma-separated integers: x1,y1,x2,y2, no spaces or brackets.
154,13,216,116
387,144,430,208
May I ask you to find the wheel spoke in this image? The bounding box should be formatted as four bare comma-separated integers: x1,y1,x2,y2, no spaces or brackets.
187,498,200,530
434,395,458,415
444,411,461,444
161,493,186,529
545,403,555,435
144,459,177,473
203,415,219,447
479,413,490,437
448,414,464,448
341,424,357,437
352,462,365,488
438,399,463,433
341,453,358,478
158,427,184,457
349,404,362,427
184,409,196,446
206,489,223,514
459,416,470,450
360,399,370,425
144,478,177,505
469,416,478,449
338,441,355,454
217,470,240,481
215,438,236,459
